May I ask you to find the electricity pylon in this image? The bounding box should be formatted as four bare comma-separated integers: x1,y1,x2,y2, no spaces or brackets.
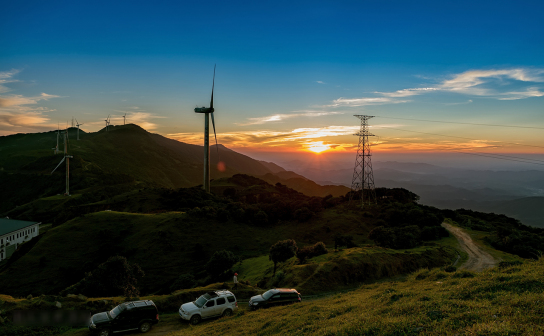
350,115,377,206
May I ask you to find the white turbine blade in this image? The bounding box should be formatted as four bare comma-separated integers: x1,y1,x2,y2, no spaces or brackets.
51,157,66,174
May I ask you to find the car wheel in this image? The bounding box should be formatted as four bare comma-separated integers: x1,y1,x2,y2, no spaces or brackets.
190,315,201,325
98,329,111,336
139,321,152,333
222,309,233,317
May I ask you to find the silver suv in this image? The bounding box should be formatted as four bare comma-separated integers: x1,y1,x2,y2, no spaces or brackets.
179,290,237,325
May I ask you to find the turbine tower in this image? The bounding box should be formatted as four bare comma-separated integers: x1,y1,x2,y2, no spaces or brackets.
51,129,73,196
349,115,377,206
194,65,219,193
123,113,127,125
75,119,83,140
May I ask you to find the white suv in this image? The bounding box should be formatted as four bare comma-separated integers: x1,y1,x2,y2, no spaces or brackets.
179,290,238,325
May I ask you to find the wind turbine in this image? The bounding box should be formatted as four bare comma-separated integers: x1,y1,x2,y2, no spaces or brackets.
52,124,60,154
194,65,219,193
104,115,111,131
51,129,73,196
75,119,84,140
123,112,127,125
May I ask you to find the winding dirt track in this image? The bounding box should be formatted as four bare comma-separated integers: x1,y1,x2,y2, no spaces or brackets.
442,223,498,272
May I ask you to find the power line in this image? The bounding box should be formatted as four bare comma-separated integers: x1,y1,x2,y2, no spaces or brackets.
374,115,544,130
377,126,544,150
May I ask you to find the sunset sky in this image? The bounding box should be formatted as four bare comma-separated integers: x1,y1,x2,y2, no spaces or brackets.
1,1,543,168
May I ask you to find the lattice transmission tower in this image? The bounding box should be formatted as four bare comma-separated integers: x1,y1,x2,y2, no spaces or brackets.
350,115,377,206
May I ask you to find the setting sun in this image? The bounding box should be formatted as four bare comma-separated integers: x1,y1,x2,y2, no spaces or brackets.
306,141,330,153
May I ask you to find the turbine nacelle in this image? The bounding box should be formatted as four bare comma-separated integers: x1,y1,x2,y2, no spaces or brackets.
194,107,215,113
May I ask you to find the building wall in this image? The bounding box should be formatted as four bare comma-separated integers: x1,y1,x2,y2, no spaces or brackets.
0,223,39,261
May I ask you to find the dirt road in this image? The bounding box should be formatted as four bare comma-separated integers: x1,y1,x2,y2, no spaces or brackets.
442,223,498,272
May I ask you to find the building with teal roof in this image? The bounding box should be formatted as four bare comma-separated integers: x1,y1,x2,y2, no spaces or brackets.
0,218,40,261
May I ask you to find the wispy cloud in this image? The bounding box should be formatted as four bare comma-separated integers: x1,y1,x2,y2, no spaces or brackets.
237,111,343,126
376,87,438,97
316,81,325,84
329,68,544,108
497,87,544,100
0,70,64,135
0,69,21,93
329,97,410,107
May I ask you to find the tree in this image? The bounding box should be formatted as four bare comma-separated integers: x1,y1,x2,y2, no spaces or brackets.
61,256,144,298
205,250,237,280
269,239,298,275
334,234,357,250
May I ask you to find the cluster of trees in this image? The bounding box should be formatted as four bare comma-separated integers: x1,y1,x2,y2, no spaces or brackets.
61,256,144,298
181,175,330,226
443,209,544,259
368,203,448,249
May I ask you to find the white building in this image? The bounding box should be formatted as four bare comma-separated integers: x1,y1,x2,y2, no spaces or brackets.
0,218,40,262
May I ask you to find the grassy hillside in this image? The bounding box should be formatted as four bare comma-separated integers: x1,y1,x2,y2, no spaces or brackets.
167,258,544,336
1,259,542,336
0,181,459,298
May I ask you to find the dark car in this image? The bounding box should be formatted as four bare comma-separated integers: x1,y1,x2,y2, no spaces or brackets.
89,300,159,336
248,288,301,310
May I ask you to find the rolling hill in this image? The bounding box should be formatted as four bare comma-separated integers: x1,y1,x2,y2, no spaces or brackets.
0,124,347,215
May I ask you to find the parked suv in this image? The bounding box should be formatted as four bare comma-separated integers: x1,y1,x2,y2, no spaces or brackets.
249,288,301,310
179,290,237,325
89,300,159,336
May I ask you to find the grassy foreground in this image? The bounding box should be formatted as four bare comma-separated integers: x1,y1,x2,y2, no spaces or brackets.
171,259,544,336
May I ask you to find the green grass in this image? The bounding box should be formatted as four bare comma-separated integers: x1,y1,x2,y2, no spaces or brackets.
166,258,544,336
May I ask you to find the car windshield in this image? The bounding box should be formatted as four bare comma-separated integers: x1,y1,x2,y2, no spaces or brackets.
262,290,276,300
194,294,211,308
108,305,124,319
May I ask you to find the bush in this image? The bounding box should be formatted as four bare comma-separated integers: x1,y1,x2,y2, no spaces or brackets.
334,234,357,250
273,271,285,286
444,266,457,273
170,273,196,292
452,270,476,278
205,250,238,280
294,207,314,222
296,242,328,263
61,256,144,298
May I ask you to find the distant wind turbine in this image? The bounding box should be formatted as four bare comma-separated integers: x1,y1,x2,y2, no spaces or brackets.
51,129,73,196
194,65,220,193
75,119,84,140
123,112,127,125
52,124,60,154
104,115,111,131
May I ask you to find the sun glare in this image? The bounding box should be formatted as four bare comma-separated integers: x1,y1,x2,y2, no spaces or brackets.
307,142,330,153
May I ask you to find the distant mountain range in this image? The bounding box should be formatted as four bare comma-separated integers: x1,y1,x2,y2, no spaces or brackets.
276,160,544,228
0,124,348,214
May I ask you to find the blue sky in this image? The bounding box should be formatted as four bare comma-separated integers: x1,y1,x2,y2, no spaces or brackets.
1,0,543,166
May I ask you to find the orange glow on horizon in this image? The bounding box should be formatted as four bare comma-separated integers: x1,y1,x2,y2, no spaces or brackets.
306,141,331,153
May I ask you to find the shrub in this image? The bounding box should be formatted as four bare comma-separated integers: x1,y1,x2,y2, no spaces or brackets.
297,242,328,263
294,207,314,222
170,273,196,292
334,234,357,250
61,256,144,298
444,266,457,273
452,270,476,278
205,250,238,280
